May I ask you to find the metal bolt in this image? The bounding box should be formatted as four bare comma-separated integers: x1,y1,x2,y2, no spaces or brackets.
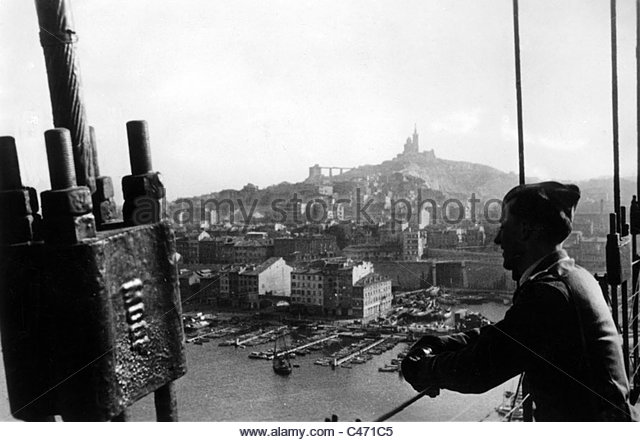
0,136,23,191
126,120,153,175
45,128,77,190
90,126,101,178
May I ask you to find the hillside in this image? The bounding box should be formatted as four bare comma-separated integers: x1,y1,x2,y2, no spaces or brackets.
326,150,521,200
174,135,633,221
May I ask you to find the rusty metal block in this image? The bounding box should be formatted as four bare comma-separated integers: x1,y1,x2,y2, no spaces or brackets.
41,187,93,216
122,172,165,201
93,177,117,228
1,221,185,421
44,221,186,421
40,185,96,244
0,187,41,245
606,232,633,285
97,199,117,223
122,172,165,227
96,176,114,200
123,197,164,227
0,188,37,217
42,213,96,244
0,216,40,245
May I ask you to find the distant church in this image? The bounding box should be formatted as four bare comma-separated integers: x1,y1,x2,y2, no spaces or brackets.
397,125,436,160
403,125,420,155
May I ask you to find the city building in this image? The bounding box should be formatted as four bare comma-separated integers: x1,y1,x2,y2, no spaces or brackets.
351,273,393,322
564,233,607,274
234,238,273,264
198,238,218,263
425,228,459,249
291,268,325,307
195,268,221,305
197,236,235,264
342,243,401,261
284,199,303,225
322,259,374,316
273,235,339,263
290,258,375,317
218,268,231,305
573,212,610,237
246,231,268,240
317,185,333,196
237,257,292,309
459,226,486,248
178,269,200,305
176,237,199,264
401,229,424,261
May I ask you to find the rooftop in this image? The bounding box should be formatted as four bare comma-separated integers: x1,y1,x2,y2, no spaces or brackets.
242,257,284,275
354,273,390,287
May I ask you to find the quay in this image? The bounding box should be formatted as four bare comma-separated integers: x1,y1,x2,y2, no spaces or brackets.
235,325,288,346
186,327,235,343
275,333,340,358
332,338,387,367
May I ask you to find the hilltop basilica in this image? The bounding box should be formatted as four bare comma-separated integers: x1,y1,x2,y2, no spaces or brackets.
403,125,420,155
397,125,436,160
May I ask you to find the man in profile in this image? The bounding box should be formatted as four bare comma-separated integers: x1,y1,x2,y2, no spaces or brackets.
401,182,638,421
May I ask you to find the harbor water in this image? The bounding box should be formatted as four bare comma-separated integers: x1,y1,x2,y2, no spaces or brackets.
0,302,513,422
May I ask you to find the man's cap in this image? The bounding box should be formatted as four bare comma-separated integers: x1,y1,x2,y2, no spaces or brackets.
503,181,581,241
504,181,580,220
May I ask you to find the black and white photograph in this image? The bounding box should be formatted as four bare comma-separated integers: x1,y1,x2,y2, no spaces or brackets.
0,0,639,435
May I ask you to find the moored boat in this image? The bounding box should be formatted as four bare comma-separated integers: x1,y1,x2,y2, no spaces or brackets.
378,365,399,372
273,334,292,376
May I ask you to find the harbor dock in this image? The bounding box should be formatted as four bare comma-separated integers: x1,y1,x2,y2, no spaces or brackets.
275,334,340,358
235,326,288,346
332,338,387,367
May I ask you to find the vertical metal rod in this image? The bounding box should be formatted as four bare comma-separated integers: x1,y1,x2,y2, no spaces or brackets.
34,0,96,190
154,383,178,422
44,128,77,190
633,285,639,380
0,136,23,191
89,126,100,178
632,223,639,383
608,213,620,327
637,0,640,201
612,284,619,327
512,0,525,185
126,120,153,175
611,0,621,233
634,0,640,392
622,280,630,377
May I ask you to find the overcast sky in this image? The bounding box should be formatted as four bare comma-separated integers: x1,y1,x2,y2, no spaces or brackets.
1,0,639,200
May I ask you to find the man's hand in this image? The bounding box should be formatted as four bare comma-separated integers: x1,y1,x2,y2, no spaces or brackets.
400,347,440,397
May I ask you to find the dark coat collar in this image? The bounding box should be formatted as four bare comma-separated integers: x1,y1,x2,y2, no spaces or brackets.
516,249,571,295
530,249,569,276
